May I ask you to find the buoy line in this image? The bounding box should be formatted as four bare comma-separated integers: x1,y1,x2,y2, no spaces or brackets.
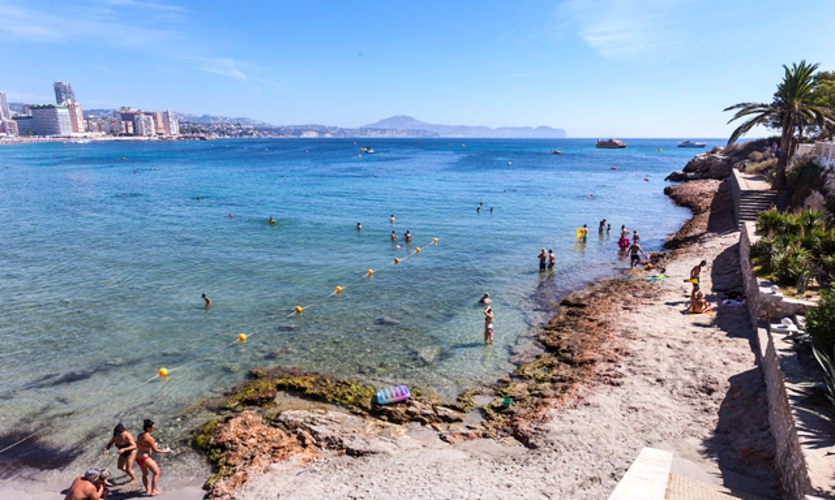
144,238,439,385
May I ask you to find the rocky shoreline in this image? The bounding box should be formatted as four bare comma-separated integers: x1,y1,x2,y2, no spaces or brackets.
185,172,746,499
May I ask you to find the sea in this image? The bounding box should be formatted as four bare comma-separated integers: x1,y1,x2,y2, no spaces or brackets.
0,138,712,477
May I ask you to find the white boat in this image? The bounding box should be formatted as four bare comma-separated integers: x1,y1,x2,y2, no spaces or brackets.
596,138,626,149
677,140,706,148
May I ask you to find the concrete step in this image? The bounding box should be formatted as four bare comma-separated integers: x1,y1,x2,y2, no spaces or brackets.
665,474,770,500
610,448,673,500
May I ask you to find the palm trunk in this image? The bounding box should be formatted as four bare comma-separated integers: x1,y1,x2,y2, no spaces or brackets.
774,121,793,190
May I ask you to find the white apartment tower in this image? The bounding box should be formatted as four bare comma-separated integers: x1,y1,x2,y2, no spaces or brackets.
162,109,179,135
54,81,76,105
67,101,86,133
133,114,156,136
0,91,10,120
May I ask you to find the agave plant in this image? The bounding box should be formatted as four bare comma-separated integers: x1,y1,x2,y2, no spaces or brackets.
812,346,835,408
775,244,814,288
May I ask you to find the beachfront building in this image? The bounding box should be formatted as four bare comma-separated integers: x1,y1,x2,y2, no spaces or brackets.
54,81,76,105
67,101,86,133
162,109,179,136
31,104,73,136
133,114,156,136
0,91,10,120
0,119,18,136
13,115,35,135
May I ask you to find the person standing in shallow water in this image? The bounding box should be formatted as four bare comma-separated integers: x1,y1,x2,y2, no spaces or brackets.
202,293,211,307
483,306,494,345
548,249,556,270
538,248,547,272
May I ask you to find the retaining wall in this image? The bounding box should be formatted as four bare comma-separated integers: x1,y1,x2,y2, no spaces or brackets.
739,222,812,499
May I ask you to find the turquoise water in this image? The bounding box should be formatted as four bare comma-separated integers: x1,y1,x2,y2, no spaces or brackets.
0,138,706,473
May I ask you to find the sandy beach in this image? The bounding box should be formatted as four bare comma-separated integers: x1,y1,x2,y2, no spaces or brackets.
176,179,777,500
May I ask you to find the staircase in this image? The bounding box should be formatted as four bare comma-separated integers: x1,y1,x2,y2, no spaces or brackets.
737,190,790,223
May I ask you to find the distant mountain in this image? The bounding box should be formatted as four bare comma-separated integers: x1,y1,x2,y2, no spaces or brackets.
364,116,566,138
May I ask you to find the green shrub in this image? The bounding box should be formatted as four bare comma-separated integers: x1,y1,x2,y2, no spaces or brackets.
755,209,785,237
787,155,823,194
807,286,835,356
774,243,813,289
747,158,777,178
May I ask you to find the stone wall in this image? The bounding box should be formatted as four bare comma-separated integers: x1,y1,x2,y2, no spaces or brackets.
739,222,812,499
731,169,742,227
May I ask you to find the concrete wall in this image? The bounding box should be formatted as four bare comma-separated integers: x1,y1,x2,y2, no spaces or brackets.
731,169,742,227
739,222,812,499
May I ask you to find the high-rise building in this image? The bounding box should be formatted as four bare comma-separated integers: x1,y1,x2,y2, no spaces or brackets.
162,110,179,135
31,104,73,136
133,114,156,136
66,101,86,133
0,91,10,120
1,119,18,136
54,81,76,105
13,115,35,135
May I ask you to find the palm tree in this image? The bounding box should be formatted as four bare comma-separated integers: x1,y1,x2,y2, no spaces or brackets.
725,61,835,190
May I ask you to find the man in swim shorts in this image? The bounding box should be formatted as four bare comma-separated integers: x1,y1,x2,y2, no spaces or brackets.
628,240,646,269
538,248,547,272
690,260,707,289
548,249,556,269
64,468,104,500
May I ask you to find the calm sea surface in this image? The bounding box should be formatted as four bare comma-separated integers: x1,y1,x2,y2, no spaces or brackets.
0,138,711,475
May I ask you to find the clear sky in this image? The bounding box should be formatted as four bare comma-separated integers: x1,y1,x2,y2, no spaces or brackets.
1,0,834,137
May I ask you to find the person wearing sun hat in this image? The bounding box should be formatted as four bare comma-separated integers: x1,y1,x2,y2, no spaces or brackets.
63,467,104,500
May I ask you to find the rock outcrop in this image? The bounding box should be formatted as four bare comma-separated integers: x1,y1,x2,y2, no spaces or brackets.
665,139,770,182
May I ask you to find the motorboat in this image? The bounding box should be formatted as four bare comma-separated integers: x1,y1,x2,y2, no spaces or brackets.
596,138,626,149
551,150,562,155
677,140,706,148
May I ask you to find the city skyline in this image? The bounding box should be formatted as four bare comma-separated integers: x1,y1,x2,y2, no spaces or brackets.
1,0,834,137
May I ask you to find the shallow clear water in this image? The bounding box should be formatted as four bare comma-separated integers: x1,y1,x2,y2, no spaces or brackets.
0,138,707,474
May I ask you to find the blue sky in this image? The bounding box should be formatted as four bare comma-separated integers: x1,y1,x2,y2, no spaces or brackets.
1,0,834,137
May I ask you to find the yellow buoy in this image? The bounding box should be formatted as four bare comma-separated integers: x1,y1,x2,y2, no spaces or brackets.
294,306,303,314
415,247,421,254
335,286,343,294
158,367,169,377
238,333,247,342
394,257,400,264
367,269,374,276
432,237,438,244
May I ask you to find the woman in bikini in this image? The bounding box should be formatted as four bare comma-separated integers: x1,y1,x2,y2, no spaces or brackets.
483,306,494,345
103,423,137,485
136,419,172,497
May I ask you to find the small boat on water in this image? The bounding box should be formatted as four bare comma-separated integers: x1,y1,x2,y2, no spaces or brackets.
359,147,376,153
596,138,626,149
551,150,562,155
677,140,706,148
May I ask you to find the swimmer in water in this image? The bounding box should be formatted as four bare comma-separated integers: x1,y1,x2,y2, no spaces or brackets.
404,231,412,242
490,207,493,213
390,214,395,224
477,206,481,213
391,230,397,241
479,293,492,304
599,219,606,232
269,217,276,224
548,249,556,269
202,293,212,307
607,223,611,233
228,213,233,218
356,222,362,231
